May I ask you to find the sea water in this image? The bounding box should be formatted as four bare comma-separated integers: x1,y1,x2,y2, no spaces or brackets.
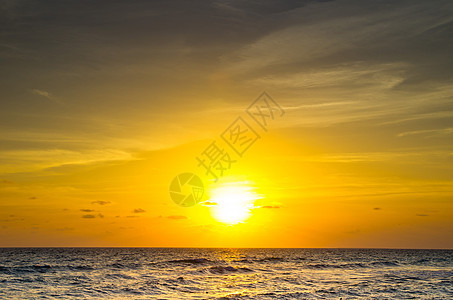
0,248,452,299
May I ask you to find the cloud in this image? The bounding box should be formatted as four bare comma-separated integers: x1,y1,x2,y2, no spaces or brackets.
132,208,146,213
31,89,62,104
201,201,217,206
373,207,382,210
167,215,187,220
416,214,429,217
0,179,15,185
32,89,52,98
0,148,134,175
80,211,103,217
380,110,453,126
260,205,281,209
346,229,361,234
248,63,407,90
92,200,111,205
82,214,96,219
397,128,453,137
55,227,75,231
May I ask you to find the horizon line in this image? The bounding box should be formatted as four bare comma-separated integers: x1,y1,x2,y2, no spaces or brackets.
1,246,452,250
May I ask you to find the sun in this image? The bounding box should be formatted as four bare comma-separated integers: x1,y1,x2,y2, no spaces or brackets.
207,181,261,225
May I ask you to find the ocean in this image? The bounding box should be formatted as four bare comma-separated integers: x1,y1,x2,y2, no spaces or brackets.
0,248,452,299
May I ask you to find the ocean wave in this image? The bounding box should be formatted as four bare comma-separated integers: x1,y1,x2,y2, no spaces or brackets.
11,265,54,273
232,257,283,263
256,257,284,262
305,261,401,269
1,248,452,299
31,264,52,270
305,262,370,269
167,258,212,264
105,273,137,280
207,265,253,274
1,264,98,275
66,265,95,271
370,261,399,267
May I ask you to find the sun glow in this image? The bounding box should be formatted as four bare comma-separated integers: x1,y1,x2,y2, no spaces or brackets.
208,181,261,225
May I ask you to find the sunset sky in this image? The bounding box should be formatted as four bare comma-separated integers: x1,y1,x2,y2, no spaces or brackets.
1,0,452,248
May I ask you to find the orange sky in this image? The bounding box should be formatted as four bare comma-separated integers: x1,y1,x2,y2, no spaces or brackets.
1,0,452,248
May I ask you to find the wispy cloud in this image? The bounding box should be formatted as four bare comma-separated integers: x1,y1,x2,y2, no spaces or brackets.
32,89,52,98
248,63,407,90
0,148,133,174
284,151,452,163
31,89,63,104
397,128,453,137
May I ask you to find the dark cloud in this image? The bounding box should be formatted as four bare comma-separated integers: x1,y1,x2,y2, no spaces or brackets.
55,227,74,231
82,214,96,219
1,0,452,148
80,209,94,212
261,205,281,209
119,226,134,230
92,200,111,205
0,179,15,185
416,214,429,217
132,208,146,213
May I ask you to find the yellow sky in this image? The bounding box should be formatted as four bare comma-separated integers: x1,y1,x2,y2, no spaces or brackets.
1,0,453,248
